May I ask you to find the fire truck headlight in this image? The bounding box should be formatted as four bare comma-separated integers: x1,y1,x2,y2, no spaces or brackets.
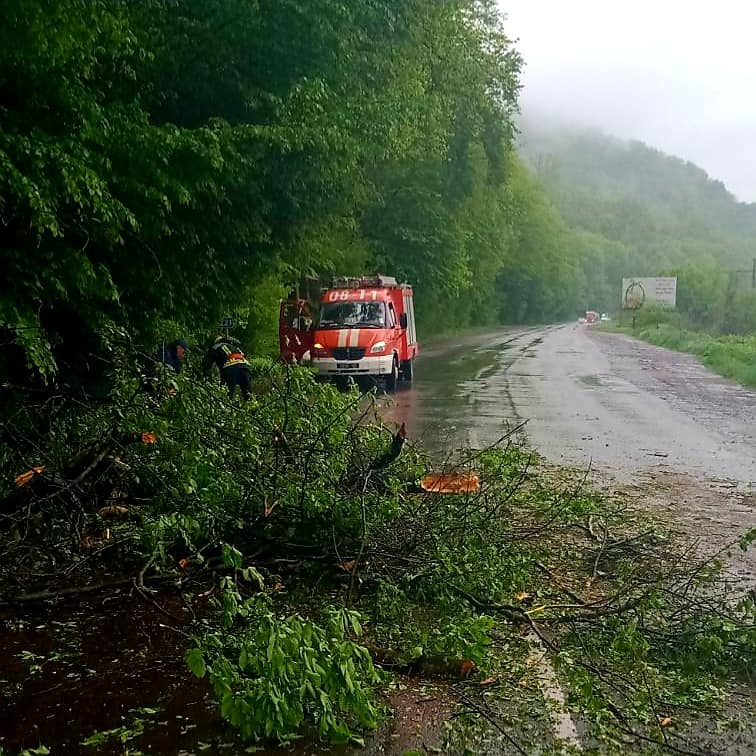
370,341,386,354
312,342,328,357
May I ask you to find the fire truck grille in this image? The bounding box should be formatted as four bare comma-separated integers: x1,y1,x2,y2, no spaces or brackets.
332,347,366,361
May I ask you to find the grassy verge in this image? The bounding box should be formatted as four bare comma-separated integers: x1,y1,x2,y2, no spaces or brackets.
608,322,756,389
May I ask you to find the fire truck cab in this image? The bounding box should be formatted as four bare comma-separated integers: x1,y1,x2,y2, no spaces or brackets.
310,275,418,390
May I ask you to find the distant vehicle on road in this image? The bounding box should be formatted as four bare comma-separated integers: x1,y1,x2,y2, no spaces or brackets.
584,310,599,324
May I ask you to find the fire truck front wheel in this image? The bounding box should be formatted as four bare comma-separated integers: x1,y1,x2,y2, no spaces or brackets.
400,358,414,382
385,357,399,392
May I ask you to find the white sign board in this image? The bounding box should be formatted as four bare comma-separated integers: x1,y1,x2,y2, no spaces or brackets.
622,277,677,309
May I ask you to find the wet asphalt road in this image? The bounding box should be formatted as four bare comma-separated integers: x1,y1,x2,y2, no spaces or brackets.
383,326,553,455
384,324,756,578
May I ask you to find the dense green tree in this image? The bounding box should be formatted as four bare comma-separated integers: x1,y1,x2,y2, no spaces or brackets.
1,0,549,379
3,1,527,378
494,159,575,322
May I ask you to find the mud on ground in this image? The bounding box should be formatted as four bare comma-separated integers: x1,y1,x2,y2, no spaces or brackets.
0,590,458,756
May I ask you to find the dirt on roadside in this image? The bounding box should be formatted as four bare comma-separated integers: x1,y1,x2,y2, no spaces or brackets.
590,467,756,586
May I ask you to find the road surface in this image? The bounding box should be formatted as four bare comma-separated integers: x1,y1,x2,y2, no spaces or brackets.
384,324,756,581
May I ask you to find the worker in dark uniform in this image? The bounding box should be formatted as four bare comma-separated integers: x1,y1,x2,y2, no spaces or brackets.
202,336,252,398
153,339,189,374
142,339,188,399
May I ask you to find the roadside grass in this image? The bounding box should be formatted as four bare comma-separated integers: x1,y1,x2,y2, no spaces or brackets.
2,345,754,753
606,321,756,389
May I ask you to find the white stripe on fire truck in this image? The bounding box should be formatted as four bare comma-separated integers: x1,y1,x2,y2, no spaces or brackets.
349,330,360,347
337,330,348,347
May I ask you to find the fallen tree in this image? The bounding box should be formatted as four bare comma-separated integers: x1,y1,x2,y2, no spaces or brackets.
1,346,754,752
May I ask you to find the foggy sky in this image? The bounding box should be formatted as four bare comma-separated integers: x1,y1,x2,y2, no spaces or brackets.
500,1,756,203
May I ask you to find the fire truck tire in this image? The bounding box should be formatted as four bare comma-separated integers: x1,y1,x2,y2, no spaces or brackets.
400,358,414,382
385,357,399,392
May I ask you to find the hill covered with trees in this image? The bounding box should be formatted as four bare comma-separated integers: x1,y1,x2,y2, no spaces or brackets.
518,116,756,319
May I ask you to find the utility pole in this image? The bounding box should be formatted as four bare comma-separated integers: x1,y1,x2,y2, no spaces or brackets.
752,257,755,289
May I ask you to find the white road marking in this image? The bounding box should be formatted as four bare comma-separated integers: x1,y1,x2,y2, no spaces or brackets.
525,629,582,749
465,424,581,748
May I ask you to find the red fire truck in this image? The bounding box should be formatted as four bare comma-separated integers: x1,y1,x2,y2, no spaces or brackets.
279,299,315,364
280,275,418,390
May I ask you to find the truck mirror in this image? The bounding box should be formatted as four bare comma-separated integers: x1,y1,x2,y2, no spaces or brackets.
399,313,408,329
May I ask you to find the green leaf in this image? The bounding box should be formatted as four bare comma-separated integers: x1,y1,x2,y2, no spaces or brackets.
241,566,265,590
222,543,243,569
186,648,206,679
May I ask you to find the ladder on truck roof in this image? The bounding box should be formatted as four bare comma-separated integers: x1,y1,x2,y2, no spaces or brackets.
331,275,406,289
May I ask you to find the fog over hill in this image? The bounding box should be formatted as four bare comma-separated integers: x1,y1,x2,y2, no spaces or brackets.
513,114,756,312
500,0,756,203
519,114,756,229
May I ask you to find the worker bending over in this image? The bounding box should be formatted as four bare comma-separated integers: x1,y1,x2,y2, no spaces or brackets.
202,336,252,398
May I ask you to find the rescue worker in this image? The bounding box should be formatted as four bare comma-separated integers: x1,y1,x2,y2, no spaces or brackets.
142,339,188,399
363,302,385,326
153,339,189,373
202,335,252,398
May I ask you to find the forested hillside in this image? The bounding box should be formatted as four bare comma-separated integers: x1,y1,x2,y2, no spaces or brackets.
519,117,756,321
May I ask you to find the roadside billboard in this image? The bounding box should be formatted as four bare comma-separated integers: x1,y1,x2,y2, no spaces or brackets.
622,277,677,309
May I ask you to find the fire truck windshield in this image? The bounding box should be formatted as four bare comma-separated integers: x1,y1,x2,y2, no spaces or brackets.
318,301,386,329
